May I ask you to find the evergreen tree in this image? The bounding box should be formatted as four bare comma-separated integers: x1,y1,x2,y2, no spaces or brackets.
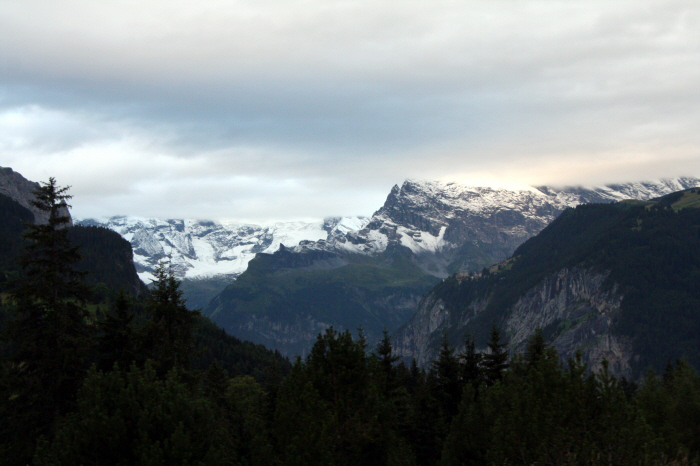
431,333,461,419
1,178,91,465
524,328,547,368
143,262,199,375
375,327,400,394
96,288,137,372
356,324,368,353
459,332,482,389
481,325,508,386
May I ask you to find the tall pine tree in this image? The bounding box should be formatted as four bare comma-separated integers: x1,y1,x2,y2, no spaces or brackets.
481,325,509,386
459,332,482,389
96,288,137,372
143,262,199,375
1,178,91,465
375,328,400,395
431,333,461,418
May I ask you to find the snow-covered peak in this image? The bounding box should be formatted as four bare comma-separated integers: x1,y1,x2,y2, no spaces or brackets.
295,176,700,275
77,215,367,283
390,177,700,219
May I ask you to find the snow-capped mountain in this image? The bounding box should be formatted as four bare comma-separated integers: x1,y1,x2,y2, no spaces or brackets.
294,177,700,276
76,216,370,284
80,177,699,284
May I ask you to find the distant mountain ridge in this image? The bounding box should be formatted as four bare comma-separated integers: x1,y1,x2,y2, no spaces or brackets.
76,216,368,282
80,177,700,286
76,216,369,308
292,177,700,277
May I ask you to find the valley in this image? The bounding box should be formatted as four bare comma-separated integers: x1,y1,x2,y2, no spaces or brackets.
80,176,700,357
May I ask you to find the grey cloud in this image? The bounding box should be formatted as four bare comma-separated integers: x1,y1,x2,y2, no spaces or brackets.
1,0,699,220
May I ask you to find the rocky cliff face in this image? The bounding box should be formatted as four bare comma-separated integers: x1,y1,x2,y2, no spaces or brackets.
0,167,73,225
504,268,630,377
394,267,633,377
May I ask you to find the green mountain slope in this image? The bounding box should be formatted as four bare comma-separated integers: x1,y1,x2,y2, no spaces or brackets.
395,188,700,378
205,245,439,356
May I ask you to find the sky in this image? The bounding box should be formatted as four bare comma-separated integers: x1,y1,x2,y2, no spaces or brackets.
1,0,700,222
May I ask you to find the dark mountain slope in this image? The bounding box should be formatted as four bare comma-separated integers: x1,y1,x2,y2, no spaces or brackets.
67,226,147,297
394,188,700,378
0,192,147,301
205,245,438,356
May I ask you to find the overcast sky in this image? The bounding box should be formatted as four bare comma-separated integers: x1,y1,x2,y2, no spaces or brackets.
1,0,699,222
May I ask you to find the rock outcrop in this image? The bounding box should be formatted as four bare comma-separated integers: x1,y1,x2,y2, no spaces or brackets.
394,267,632,377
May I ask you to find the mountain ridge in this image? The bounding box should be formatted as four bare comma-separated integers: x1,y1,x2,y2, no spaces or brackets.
80,177,700,285
291,177,700,277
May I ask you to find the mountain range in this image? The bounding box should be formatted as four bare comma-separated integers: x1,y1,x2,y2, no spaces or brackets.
76,216,369,309
78,177,700,312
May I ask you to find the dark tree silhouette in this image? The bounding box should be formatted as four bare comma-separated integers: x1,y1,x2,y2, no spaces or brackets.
1,178,91,465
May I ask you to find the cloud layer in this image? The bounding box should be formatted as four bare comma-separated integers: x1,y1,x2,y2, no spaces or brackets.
1,0,699,220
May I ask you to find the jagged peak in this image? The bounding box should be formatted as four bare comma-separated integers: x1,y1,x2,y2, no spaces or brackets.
401,176,700,198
